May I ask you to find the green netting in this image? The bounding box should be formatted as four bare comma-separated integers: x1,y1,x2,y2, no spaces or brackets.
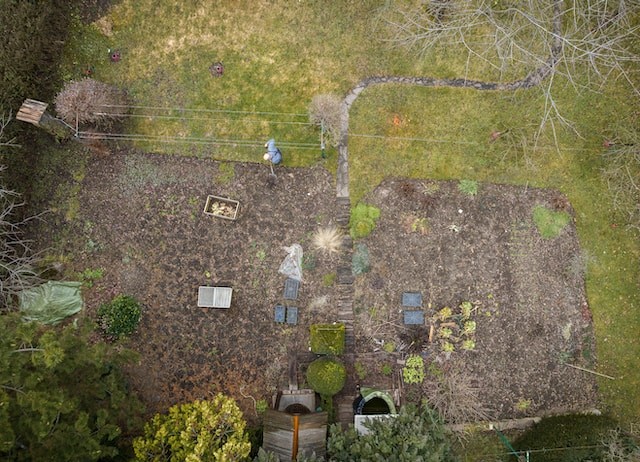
18,281,84,325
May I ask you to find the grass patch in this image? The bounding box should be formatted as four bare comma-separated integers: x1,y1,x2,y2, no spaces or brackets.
532,205,571,239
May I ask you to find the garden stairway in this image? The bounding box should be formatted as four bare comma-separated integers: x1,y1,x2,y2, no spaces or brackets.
334,196,357,427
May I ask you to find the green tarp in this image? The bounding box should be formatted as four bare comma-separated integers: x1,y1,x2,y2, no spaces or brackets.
18,281,84,325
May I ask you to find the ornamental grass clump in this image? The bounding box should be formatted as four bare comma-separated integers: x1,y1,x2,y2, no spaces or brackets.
98,294,141,339
312,226,344,254
54,77,129,127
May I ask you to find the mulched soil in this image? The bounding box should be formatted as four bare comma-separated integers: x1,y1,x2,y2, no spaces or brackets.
352,178,598,420
28,148,598,424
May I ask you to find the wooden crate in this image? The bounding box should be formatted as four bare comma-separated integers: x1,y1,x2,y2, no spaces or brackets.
203,195,239,220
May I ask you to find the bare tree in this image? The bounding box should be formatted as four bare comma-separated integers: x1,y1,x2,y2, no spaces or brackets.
0,180,44,310
601,127,640,231
382,0,640,131
54,78,129,128
0,113,43,310
308,93,343,148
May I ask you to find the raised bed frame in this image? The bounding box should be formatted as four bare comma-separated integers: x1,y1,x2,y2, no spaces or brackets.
203,195,239,220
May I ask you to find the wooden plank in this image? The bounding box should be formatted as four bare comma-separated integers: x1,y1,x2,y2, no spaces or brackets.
16,99,48,125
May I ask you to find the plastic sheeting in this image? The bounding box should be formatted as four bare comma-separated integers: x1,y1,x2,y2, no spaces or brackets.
18,281,84,325
278,244,303,281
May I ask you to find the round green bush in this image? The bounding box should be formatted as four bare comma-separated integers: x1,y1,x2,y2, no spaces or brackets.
98,294,141,338
306,357,346,397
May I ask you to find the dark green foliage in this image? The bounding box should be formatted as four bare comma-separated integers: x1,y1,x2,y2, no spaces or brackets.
510,414,620,462
0,0,78,111
327,403,455,462
310,323,345,355
305,357,346,397
0,313,144,461
352,243,371,275
349,203,381,239
98,295,141,339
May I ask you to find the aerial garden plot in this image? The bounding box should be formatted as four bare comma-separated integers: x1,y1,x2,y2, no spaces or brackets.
3,0,640,460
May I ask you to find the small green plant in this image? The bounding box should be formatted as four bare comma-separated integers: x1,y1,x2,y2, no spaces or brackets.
458,179,479,196
515,399,532,412
462,320,477,335
381,364,393,376
322,272,337,286
255,399,268,415
354,362,367,381
78,267,104,288
97,294,141,339
461,339,476,351
383,341,396,353
411,217,429,234
402,354,425,384
438,327,453,339
532,205,571,238
437,306,452,321
427,362,444,379
349,202,381,239
460,301,473,319
442,341,455,353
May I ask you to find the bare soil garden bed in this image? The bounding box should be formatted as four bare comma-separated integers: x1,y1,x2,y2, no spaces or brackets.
28,149,598,424
351,178,598,421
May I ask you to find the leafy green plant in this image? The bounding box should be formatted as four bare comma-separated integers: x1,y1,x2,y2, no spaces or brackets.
349,203,381,239
462,320,477,335
306,357,347,396
458,179,479,196
383,341,396,353
402,354,425,384
437,306,452,321
381,364,393,376
78,267,104,288
515,399,532,412
461,339,476,351
255,399,268,415
441,341,455,353
460,301,473,319
310,324,345,355
438,327,453,339
98,294,141,339
532,205,571,238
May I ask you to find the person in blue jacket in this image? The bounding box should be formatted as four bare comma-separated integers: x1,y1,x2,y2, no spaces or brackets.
263,138,282,165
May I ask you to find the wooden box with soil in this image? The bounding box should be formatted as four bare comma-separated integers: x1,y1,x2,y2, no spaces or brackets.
203,195,239,220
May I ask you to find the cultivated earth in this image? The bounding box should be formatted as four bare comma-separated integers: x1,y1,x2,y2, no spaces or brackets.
29,148,598,422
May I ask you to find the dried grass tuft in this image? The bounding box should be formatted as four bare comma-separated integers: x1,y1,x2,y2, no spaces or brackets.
312,226,344,254
54,78,129,127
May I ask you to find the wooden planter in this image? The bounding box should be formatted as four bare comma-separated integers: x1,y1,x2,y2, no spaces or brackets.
203,195,239,220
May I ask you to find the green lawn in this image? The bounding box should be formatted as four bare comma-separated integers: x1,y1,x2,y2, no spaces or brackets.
63,1,639,425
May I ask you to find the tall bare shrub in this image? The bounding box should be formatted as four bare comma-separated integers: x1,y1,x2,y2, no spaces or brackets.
54,78,129,127
309,93,342,147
